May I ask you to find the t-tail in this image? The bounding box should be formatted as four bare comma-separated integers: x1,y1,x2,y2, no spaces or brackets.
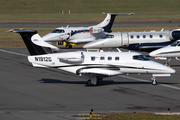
7,29,59,55
92,12,134,33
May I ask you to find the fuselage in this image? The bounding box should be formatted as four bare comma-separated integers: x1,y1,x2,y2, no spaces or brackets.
83,29,180,52
28,51,175,77
42,27,105,44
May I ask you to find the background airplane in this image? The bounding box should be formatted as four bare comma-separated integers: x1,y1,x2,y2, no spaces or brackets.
42,12,134,48
83,29,180,52
149,39,180,66
8,29,175,86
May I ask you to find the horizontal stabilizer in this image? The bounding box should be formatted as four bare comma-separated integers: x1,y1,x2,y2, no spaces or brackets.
7,29,59,55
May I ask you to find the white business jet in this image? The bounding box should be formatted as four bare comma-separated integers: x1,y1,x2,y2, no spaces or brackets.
42,13,134,48
8,29,175,86
83,29,180,52
149,40,180,66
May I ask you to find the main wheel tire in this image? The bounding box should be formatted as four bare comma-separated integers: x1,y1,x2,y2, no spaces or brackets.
68,45,72,49
87,80,92,86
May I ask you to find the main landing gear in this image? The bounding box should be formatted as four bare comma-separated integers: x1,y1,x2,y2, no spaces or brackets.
164,58,171,67
86,77,103,86
65,44,72,49
151,76,157,85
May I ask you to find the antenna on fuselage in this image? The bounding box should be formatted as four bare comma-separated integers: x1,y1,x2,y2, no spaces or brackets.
116,48,121,52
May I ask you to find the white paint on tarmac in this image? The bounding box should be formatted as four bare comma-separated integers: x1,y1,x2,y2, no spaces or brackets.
0,49,27,56
119,75,180,91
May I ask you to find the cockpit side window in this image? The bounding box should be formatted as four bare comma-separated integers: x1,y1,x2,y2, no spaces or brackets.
107,35,114,38
51,29,65,33
140,55,150,61
133,55,150,61
133,56,141,60
101,35,114,39
170,41,179,46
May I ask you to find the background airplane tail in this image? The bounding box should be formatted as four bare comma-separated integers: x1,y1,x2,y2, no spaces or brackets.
93,13,134,33
7,29,59,55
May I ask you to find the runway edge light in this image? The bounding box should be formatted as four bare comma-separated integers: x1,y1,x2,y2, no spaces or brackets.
167,108,170,114
89,109,94,118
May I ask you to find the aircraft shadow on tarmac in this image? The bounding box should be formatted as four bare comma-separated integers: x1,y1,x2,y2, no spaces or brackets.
39,79,178,87
169,65,180,67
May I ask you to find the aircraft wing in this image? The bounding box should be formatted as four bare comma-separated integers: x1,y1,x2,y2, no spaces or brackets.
68,38,97,44
77,65,122,77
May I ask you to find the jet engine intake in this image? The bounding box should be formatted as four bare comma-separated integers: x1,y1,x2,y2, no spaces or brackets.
169,30,180,40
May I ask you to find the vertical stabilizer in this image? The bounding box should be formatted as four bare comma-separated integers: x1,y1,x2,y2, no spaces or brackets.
91,13,134,33
7,29,53,55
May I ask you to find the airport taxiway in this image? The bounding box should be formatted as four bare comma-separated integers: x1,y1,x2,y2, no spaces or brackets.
0,22,180,28
0,47,180,120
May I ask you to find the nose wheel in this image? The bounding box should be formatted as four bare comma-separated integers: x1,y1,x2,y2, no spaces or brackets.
151,77,157,85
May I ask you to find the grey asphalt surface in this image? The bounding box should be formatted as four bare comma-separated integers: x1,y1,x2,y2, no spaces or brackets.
0,22,180,28
0,47,180,120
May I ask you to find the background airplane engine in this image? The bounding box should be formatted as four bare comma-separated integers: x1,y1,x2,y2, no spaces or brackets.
169,29,180,40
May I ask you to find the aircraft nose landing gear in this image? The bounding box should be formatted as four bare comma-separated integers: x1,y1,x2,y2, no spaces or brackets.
151,76,157,85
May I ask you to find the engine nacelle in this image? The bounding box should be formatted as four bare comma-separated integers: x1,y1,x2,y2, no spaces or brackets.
169,29,180,40
58,52,84,63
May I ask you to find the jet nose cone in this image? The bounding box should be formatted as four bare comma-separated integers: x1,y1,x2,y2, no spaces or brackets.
42,35,50,42
162,65,175,74
168,67,176,74
149,51,157,57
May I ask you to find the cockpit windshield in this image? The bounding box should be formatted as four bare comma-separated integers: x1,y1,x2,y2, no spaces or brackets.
170,41,180,46
133,55,150,61
51,29,65,33
101,35,114,39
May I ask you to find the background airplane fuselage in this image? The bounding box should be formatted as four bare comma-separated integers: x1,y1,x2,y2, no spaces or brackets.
149,40,180,59
42,27,105,44
83,29,180,52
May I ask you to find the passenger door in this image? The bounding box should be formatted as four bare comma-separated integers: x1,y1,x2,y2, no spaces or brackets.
121,33,129,46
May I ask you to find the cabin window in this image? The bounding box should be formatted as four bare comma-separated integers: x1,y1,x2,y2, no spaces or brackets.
91,57,95,61
159,35,163,38
100,57,105,60
130,35,134,39
115,57,119,61
149,35,153,38
133,55,150,61
143,35,146,38
137,35,140,39
108,57,112,61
